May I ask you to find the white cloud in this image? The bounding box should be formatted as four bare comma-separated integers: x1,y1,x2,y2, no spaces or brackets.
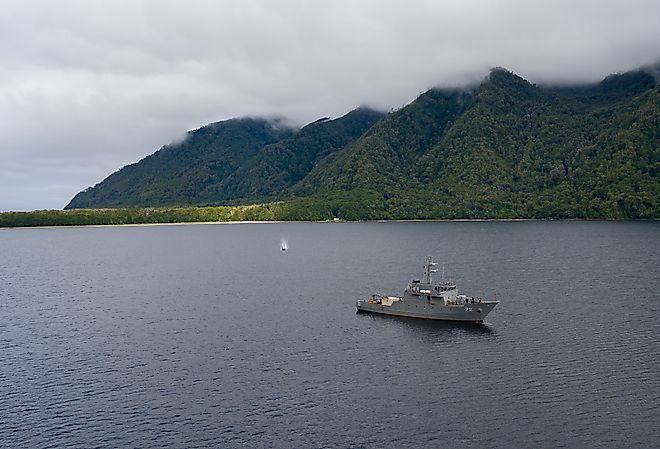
1,0,659,210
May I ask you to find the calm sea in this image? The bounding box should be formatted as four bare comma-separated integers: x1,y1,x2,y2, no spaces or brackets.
1,221,659,448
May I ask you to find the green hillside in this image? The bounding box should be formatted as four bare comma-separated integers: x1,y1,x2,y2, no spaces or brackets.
65,117,296,208
413,69,660,218
292,89,471,195
66,109,382,209
219,107,383,201
64,67,659,220
290,69,659,219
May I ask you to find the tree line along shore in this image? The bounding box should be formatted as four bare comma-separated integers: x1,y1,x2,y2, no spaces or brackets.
2,187,654,228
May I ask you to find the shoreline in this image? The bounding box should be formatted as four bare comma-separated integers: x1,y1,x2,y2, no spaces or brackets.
2,217,652,230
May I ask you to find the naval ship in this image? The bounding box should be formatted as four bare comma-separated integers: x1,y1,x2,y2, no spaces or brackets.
356,257,498,323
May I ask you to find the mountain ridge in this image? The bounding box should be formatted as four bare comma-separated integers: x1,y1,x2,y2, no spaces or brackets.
65,66,659,219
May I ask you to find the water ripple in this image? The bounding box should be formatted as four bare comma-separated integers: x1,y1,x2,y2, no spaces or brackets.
1,222,658,448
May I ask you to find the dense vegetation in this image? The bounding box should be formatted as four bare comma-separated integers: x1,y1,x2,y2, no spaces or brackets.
8,66,658,226
0,204,298,228
66,109,382,208
66,118,296,208
0,193,385,227
295,69,659,219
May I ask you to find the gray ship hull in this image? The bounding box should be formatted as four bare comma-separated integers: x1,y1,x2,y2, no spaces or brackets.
356,299,498,322
359,257,499,323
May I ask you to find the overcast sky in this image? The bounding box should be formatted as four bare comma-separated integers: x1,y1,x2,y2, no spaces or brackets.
1,0,659,211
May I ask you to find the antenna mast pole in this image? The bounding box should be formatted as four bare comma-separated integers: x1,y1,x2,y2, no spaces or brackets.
425,256,438,284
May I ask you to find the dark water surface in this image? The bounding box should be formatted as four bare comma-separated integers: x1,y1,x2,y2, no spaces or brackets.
1,221,659,448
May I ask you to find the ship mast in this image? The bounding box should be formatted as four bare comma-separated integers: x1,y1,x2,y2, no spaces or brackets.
424,256,438,284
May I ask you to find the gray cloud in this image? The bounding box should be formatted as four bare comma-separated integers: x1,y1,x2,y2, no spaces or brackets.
1,0,659,210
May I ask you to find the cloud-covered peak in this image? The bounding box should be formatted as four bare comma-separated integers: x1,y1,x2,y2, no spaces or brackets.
1,0,659,210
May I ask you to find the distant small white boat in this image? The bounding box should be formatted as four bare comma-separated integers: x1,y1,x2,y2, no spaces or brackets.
280,238,288,251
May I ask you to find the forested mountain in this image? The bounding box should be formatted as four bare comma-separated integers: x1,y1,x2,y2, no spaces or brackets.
66,67,659,219
218,108,383,201
292,88,471,195
66,110,382,208
66,117,295,208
